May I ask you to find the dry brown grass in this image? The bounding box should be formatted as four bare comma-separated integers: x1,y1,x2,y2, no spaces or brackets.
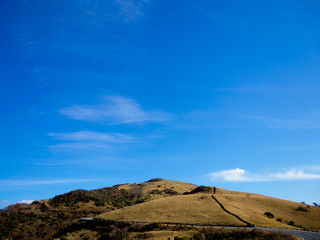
99,193,246,226
215,187,320,231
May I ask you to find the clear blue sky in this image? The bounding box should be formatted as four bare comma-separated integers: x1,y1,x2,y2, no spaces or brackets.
1,0,320,208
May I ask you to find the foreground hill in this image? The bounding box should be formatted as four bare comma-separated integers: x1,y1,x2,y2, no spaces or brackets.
99,193,246,226
0,178,319,240
97,181,320,231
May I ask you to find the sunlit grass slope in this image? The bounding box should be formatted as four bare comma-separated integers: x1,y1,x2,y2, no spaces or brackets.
99,193,246,226
215,188,320,231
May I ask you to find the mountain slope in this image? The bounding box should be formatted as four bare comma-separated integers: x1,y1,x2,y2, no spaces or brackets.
96,183,320,231
99,193,246,226
214,187,320,231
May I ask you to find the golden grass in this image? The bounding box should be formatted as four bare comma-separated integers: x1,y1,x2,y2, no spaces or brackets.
99,193,246,226
215,187,320,231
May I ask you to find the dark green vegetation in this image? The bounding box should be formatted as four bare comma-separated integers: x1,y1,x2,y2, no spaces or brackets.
0,184,148,239
183,185,213,195
49,184,147,208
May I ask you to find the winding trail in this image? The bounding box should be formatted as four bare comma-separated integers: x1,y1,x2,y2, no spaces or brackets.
211,195,254,227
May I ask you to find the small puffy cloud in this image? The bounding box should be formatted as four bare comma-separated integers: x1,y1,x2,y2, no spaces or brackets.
209,168,320,182
60,95,172,125
209,168,263,182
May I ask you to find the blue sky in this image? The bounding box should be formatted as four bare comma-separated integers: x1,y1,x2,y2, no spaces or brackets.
1,0,320,208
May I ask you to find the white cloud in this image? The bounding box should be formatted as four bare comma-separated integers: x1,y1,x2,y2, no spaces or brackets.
271,169,320,180
209,168,320,182
60,95,171,125
15,200,34,204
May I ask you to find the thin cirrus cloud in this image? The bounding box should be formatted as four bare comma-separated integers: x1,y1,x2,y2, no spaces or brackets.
0,178,100,189
208,168,320,182
48,131,136,143
60,95,172,125
241,114,320,130
116,0,150,22
48,131,136,151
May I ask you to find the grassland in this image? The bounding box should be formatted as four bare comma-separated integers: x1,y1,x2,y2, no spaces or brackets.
1,178,319,240
214,187,320,231
99,193,246,226
98,180,320,231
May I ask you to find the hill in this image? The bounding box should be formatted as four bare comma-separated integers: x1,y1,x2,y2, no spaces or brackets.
97,183,320,231
214,187,320,231
0,178,319,240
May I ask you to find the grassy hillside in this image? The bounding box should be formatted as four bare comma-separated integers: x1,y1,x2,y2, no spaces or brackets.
1,178,319,240
214,187,320,231
47,178,196,210
99,193,246,226
98,182,320,231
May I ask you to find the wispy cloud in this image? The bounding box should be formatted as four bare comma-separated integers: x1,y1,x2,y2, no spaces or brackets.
211,87,311,93
60,95,172,125
208,168,320,182
48,130,137,152
116,0,150,23
48,131,135,143
241,115,320,129
0,178,99,188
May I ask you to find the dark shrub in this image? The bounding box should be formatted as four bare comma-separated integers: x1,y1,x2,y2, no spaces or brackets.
296,206,308,212
288,220,295,226
184,186,212,194
164,189,178,195
264,212,274,219
150,189,162,194
146,178,164,182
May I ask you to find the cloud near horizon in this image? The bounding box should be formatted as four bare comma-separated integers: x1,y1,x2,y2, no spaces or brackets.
60,95,172,125
0,178,100,188
209,168,320,182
